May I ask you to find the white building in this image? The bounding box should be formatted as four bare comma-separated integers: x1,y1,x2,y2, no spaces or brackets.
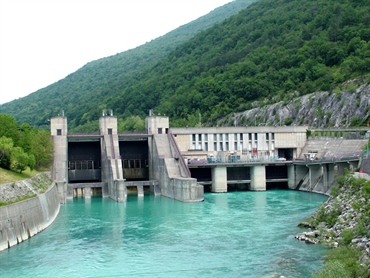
170,126,308,162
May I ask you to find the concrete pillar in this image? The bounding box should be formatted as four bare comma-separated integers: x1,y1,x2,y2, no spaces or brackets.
289,164,309,189
308,164,322,191
320,163,335,193
84,187,91,198
211,166,227,193
116,180,127,202
150,184,161,195
326,163,335,186
287,165,295,189
76,188,83,197
50,116,68,188
137,185,144,197
67,185,73,199
102,184,109,198
56,182,67,204
348,161,359,171
250,165,266,191
336,162,349,176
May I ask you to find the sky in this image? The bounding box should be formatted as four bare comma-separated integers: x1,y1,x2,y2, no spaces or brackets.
0,0,232,104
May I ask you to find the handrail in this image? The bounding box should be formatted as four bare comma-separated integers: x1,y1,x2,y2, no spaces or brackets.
167,130,191,178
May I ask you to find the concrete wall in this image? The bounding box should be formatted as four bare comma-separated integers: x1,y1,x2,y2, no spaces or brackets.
150,135,203,202
361,157,370,174
0,184,60,252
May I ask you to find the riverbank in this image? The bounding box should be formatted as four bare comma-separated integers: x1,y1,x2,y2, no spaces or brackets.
0,173,60,251
296,171,370,276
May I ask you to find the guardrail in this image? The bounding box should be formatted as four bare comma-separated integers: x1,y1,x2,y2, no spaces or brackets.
167,130,191,178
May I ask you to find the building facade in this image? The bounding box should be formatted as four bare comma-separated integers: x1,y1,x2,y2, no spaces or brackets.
170,126,308,162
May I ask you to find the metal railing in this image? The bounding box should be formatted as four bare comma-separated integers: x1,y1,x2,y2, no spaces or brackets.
167,130,191,178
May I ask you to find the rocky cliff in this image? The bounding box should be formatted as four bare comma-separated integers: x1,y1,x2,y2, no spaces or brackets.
222,80,370,129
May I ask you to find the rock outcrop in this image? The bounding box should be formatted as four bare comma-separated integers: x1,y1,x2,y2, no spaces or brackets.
221,80,370,128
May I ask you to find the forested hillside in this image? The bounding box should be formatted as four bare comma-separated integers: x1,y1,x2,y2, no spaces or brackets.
0,0,256,130
1,0,370,130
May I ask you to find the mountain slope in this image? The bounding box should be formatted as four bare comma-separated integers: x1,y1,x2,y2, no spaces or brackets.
1,0,370,130
0,0,256,129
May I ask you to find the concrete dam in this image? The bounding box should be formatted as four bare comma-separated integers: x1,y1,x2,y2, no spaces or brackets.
51,112,367,203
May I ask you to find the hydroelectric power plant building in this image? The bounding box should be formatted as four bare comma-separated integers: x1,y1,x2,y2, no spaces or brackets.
51,112,365,203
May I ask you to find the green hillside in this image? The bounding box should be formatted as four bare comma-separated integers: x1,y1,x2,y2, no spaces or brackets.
0,0,256,130
1,0,370,130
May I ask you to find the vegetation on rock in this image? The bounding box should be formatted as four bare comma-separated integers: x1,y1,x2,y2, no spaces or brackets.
299,170,370,277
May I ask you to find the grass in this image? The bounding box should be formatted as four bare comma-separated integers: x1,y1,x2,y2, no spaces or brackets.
0,167,41,185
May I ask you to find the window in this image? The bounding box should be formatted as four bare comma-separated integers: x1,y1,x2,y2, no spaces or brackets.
225,134,229,140
240,133,243,140
198,134,202,141
266,133,269,140
214,134,217,141
219,134,223,140
226,142,229,151
214,142,217,151
249,133,252,140
57,129,62,136
205,142,208,151
108,128,112,135
204,134,208,141
158,128,162,134
254,133,258,140
234,133,238,140
192,134,196,141
272,133,275,140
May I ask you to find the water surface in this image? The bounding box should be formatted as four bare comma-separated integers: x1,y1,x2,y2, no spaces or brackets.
0,190,327,277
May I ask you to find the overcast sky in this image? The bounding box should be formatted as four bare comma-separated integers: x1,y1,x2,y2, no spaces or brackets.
0,0,232,104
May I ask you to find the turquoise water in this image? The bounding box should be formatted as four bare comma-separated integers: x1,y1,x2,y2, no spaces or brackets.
0,190,327,277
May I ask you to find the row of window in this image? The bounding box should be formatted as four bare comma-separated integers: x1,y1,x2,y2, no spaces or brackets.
192,141,276,152
191,133,275,142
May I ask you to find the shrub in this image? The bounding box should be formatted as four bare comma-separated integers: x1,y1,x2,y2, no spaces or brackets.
341,229,355,245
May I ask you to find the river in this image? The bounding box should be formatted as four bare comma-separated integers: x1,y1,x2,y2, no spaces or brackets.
0,190,327,277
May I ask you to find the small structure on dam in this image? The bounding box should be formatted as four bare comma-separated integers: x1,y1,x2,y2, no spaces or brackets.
51,111,367,203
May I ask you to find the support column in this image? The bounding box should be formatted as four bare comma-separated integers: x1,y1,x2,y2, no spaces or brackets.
137,185,144,197
308,164,322,191
56,182,67,204
250,165,266,191
84,187,91,198
326,163,335,186
287,165,295,189
116,180,127,202
348,161,359,171
336,162,349,176
211,166,227,193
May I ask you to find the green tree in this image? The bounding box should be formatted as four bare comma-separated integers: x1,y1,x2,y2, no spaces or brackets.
31,129,54,169
0,136,14,169
10,147,34,173
0,114,19,145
